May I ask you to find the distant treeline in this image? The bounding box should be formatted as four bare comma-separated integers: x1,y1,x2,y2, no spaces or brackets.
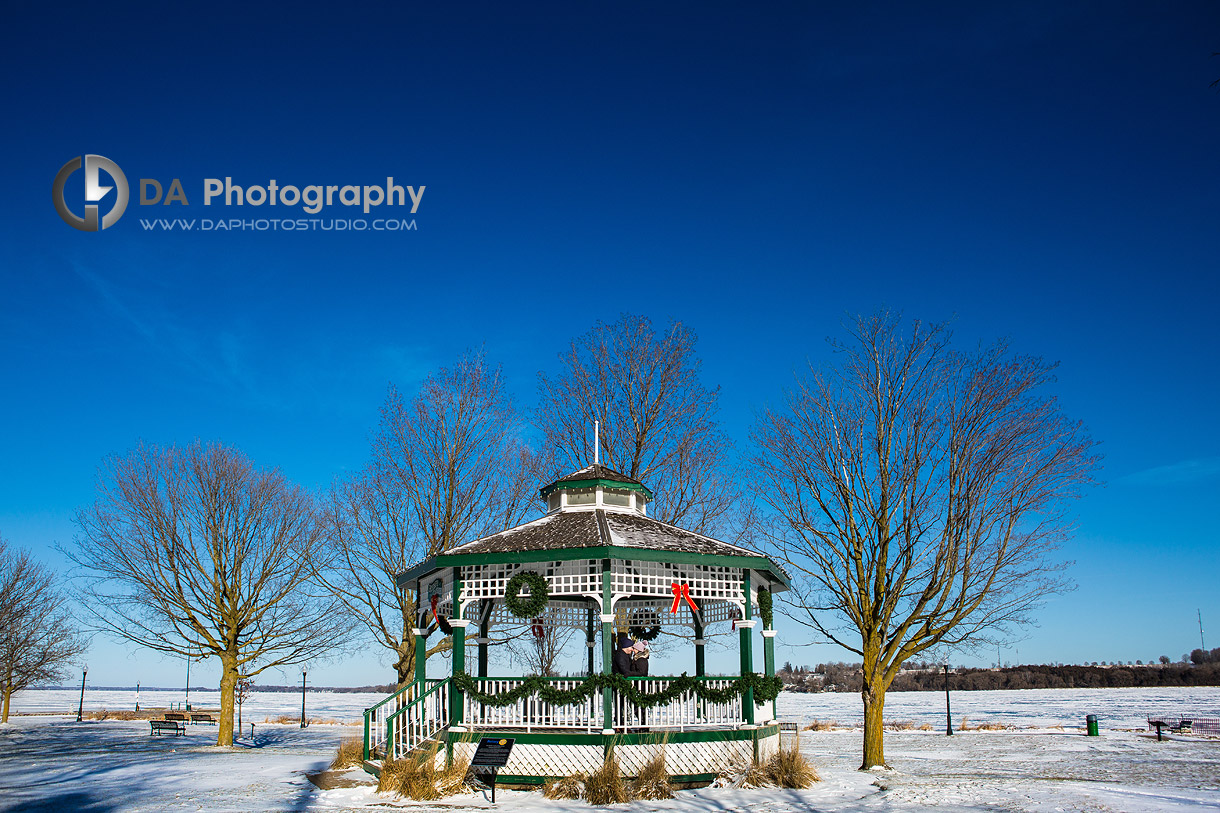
36,684,396,694
780,660,1220,693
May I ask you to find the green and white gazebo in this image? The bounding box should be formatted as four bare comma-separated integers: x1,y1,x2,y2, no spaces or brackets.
362,464,789,785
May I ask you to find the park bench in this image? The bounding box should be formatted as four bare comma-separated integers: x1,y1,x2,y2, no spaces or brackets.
164,712,187,723
150,719,185,736
190,713,217,725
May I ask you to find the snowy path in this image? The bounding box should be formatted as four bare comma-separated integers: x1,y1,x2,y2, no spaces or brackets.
2,686,1219,812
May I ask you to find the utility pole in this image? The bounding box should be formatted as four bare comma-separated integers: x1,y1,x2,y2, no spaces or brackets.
300,668,308,728
1199,609,1206,651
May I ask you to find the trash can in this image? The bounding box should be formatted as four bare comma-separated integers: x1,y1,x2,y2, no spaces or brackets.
1086,714,1099,736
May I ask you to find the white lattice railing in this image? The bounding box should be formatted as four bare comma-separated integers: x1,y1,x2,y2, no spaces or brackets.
460,676,745,733
365,678,449,762
464,678,602,732
615,677,741,731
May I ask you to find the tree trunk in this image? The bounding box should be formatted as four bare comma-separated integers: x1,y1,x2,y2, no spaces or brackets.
1,683,10,723
861,677,887,770
395,638,414,686
218,652,237,746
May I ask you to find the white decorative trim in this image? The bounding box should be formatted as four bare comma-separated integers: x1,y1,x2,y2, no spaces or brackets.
411,628,429,636
586,641,596,648
736,620,758,629
601,728,615,735
599,614,617,624
693,639,706,646
761,630,777,638
450,620,474,630
473,637,491,645
449,725,466,733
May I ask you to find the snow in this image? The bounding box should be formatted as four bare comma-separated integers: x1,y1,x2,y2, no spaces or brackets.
2,687,1218,811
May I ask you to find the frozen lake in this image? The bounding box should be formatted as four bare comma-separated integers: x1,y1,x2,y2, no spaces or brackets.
11,685,1219,731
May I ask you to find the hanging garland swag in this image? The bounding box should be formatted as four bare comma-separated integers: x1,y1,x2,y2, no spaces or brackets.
504,571,550,618
453,670,783,709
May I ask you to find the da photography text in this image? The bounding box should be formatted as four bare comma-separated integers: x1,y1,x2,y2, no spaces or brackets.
53,154,425,233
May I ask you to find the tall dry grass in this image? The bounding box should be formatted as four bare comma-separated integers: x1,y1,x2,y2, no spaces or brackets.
377,745,473,800
584,753,629,805
330,738,364,770
630,749,674,800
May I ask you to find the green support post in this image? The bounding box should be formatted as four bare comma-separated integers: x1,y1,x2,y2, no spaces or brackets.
600,558,614,737
762,585,776,724
477,599,490,678
739,571,755,727
693,599,706,677
586,607,596,675
449,569,466,767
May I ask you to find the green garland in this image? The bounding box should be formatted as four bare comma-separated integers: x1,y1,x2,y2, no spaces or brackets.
504,571,549,618
453,671,783,709
756,587,773,628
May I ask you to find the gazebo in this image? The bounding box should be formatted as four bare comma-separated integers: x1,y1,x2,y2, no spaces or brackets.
362,463,789,785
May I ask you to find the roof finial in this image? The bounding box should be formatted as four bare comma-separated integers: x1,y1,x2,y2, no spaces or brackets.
594,420,599,465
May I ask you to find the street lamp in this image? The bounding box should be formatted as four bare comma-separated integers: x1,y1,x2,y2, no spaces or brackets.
300,667,307,729
944,662,953,736
76,664,88,722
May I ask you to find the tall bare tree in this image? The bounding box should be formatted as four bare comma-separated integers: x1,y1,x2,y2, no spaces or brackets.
317,351,540,685
537,314,741,536
752,312,1099,769
0,538,88,722
71,442,352,745
505,622,581,677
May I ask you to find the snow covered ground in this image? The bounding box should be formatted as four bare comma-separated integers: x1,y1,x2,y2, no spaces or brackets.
1,687,1218,812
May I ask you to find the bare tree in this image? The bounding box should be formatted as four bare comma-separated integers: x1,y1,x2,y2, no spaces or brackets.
316,351,540,685
752,312,1099,769
70,441,352,745
0,538,88,722
506,622,581,677
537,314,742,536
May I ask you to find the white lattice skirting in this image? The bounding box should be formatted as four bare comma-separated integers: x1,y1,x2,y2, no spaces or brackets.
442,727,781,783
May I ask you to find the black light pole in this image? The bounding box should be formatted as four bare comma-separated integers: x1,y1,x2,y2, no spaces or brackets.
135,681,140,712
300,668,307,728
944,663,953,736
76,665,88,722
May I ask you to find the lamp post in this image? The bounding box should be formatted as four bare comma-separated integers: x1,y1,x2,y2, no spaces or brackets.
300,667,307,729
76,665,88,722
135,681,140,712
944,662,953,736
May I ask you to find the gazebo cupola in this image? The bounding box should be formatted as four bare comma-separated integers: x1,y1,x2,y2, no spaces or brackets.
539,463,651,516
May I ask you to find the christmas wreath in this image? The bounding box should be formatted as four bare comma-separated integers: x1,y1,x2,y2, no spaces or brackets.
504,571,549,618
628,609,661,641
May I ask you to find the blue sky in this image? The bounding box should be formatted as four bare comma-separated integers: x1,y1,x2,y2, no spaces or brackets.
1,2,1217,689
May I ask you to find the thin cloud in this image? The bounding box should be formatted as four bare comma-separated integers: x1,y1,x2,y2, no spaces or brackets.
1120,458,1220,486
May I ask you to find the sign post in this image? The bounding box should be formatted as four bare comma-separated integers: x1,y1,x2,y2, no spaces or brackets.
470,737,515,803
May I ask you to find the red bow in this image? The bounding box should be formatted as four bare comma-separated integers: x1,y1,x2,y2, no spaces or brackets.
430,594,440,621
670,582,698,615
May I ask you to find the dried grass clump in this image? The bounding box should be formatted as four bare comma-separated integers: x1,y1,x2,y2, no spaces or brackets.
377,746,474,800
630,750,674,800
803,719,838,731
765,740,819,788
715,739,819,790
542,773,587,800
885,719,916,731
266,715,299,725
714,755,770,789
585,753,629,805
330,738,364,770
918,723,933,731
86,709,110,720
